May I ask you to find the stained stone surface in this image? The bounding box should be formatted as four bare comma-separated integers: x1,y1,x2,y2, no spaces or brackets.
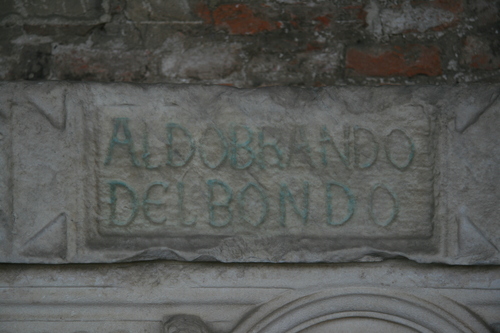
0,260,498,332
0,82,498,264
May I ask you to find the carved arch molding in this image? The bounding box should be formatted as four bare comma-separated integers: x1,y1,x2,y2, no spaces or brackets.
166,288,490,333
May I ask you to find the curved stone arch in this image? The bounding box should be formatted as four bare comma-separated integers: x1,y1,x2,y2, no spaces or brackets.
232,287,490,333
289,311,432,333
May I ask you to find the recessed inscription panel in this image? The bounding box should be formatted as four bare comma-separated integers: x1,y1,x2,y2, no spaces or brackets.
88,86,435,259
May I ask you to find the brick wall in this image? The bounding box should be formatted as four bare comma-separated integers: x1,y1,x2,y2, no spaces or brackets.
1,0,499,87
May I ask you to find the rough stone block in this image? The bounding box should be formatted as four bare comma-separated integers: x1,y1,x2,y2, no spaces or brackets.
0,82,498,264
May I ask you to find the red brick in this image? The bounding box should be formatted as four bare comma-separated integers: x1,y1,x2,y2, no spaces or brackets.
290,14,300,28
197,3,282,35
306,42,323,52
470,54,492,69
51,49,150,82
346,45,442,77
196,3,212,24
343,5,367,27
313,15,331,31
430,0,464,14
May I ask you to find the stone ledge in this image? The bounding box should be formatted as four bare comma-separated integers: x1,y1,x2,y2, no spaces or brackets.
0,260,498,332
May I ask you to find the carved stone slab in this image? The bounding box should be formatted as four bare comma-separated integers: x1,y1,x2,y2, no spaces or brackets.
0,82,498,264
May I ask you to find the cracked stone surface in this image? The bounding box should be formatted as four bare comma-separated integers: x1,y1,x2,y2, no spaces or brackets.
0,82,498,264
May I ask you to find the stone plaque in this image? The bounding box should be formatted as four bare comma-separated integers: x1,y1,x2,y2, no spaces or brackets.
0,83,498,264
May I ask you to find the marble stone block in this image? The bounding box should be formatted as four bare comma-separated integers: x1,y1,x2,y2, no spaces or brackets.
0,82,498,264
0,261,498,332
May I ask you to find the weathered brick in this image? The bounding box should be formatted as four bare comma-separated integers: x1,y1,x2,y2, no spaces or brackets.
346,44,442,77
0,24,23,55
51,47,151,81
461,35,500,70
195,1,211,22
245,53,304,86
0,57,16,80
0,0,17,19
0,0,499,86
20,0,104,19
197,3,283,35
468,0,500,27
280,5,338,32
89,21,143,51
124,0,200,22
23,24,100,37
366,0,463,38
13,44,52,80
0,25,23,80
246,45,342,87
313,14,332,31
160,39,244,80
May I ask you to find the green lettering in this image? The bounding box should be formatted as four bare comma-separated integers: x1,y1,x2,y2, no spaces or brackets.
287,126,316,168
207,179,233,227
142,181,168,224
238,182,268,226
326,181,356,225
166,123,195,167
369,184,399,226
320,126,350,168
385,129,415,170
105,118,140,166
142,128,159,169
199,126,228,169
353,126,379,169
108,180,138,226
177,182,196,225
258,129,285,169
230,125,255,169
279,182,309,226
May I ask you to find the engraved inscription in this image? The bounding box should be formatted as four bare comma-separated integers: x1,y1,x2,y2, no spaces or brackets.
94,102,434,241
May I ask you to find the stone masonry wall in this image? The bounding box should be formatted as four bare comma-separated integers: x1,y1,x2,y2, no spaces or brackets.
1,0,499,87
